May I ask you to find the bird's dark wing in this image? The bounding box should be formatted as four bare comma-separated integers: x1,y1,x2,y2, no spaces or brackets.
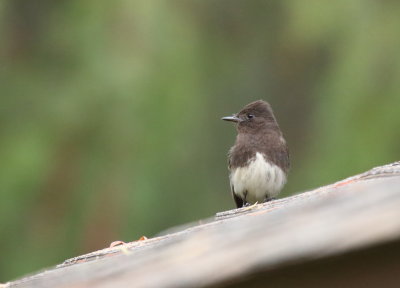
227,147,233,170
228,147,244,208
231,184,243,208
268,145,290,174
282,146,290,173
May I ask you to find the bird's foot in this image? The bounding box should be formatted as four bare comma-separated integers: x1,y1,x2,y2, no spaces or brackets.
263,197,276,202
242,201,258,210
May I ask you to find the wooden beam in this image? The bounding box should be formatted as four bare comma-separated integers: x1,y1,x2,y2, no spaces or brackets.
7,162,400,288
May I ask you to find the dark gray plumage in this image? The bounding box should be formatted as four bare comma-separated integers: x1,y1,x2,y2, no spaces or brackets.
222,100,290,208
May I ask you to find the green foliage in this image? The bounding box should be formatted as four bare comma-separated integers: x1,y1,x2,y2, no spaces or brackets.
1,0,400,281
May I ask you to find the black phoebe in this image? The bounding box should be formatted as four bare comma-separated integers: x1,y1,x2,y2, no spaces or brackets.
222,100,290,208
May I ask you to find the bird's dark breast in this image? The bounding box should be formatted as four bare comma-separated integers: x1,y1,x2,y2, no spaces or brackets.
228,146,255,169
229,130,290,174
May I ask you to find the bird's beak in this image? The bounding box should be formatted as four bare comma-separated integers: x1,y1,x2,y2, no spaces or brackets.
221,115,242,123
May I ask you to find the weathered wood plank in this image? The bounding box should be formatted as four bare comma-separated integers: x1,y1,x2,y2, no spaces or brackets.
7,162,400,288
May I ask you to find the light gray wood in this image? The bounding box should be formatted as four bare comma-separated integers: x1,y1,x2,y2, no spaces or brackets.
7,161,400,288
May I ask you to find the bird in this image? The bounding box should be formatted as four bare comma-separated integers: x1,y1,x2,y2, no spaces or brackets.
222,100,290,208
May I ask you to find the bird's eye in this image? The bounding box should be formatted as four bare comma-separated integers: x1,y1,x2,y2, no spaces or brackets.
247,114,254,119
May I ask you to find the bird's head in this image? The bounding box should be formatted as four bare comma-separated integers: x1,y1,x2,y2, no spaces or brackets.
222,100,278,132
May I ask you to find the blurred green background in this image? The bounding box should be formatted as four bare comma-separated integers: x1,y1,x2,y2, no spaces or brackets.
1,0,400,281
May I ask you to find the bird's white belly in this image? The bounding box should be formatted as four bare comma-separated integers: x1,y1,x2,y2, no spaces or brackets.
230,152,286,203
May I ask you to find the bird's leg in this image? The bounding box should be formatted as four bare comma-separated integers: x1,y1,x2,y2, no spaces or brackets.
263,197,276,202
242,191,249,207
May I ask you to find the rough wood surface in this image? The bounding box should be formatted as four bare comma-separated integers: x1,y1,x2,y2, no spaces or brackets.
6,161,400,288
